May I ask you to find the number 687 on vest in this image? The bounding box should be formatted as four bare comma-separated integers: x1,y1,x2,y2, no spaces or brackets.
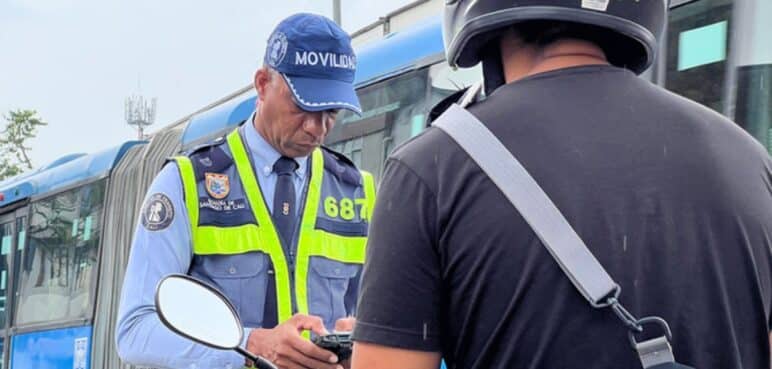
324,196,368,221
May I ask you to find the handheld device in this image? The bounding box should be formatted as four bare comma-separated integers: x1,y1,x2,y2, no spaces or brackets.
312,332,353,362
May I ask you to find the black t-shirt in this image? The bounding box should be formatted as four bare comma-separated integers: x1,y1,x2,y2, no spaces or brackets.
353,65,772,369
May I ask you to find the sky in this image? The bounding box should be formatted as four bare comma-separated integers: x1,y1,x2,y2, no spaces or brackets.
0,0,415,167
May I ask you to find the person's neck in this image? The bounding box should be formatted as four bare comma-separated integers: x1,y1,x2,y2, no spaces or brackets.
502,39,609,83
252,111,272,146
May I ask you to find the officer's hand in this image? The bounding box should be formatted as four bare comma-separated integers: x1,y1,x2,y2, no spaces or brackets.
246,313,342,369
333,317,355,332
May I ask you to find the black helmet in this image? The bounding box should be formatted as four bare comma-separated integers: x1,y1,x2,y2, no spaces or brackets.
444,0,667,75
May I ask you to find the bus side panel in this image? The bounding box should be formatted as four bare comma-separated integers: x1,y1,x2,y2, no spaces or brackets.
10,325,92,369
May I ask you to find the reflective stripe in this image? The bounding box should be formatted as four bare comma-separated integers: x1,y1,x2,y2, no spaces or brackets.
294,165,373,339
193,225,264,254
297,234,366,341
175,156,200,240
176,156,269,255
306,234,366,263
361,171,376,221
226,130,295,325
294,149,325,339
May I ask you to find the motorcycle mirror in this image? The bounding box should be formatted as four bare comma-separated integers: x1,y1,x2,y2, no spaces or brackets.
155,274,277,369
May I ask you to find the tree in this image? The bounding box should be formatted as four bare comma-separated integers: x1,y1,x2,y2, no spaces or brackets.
0,109,47,181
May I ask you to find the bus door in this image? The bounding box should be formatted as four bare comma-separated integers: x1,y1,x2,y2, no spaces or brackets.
0,207,28,369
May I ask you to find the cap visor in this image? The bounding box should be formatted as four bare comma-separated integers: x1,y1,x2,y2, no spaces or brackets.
281,74,362,115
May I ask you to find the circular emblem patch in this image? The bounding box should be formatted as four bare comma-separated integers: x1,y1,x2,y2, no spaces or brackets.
267,32,288,67
141,193,174,231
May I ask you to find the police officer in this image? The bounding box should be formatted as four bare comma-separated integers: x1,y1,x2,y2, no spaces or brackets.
117,13,375,369
352,1,772,369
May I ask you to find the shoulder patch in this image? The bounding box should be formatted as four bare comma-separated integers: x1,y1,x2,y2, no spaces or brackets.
141,193,175,231
188,143,232,179
321,147,362,186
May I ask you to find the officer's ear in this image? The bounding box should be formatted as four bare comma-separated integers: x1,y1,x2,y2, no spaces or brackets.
254,67,272,102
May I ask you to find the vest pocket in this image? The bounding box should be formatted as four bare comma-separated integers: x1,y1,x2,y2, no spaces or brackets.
307,256,360,330
193,252,268,328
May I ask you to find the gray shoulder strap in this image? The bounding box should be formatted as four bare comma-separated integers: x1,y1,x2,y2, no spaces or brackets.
432,103,618,306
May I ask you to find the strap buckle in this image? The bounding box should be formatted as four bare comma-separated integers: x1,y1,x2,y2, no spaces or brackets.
602,297,677,368
628,317,676,368
603,295,675,344
627,316,673,347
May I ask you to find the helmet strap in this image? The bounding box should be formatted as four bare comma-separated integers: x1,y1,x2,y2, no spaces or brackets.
482,43,506,96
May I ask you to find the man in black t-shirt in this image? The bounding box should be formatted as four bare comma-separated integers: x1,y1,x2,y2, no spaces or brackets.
351,1,772,369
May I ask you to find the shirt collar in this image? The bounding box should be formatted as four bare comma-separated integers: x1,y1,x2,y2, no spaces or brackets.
242,112,309,179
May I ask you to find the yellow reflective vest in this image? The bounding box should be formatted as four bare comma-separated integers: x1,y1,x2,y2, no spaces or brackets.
173,127,375,330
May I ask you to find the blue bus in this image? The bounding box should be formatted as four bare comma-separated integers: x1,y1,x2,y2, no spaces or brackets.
0,0,769,367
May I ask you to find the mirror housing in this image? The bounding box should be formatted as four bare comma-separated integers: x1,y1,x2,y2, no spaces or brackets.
155,274,277,369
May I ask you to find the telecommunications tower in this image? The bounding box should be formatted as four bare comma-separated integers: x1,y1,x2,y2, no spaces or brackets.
125,93,157,140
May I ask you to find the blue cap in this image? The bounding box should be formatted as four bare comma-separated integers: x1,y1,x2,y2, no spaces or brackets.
264,13,361,115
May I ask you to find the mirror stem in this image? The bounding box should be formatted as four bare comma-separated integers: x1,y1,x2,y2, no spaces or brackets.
236,347,278,369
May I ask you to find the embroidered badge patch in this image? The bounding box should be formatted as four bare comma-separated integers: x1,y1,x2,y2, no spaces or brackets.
205,173,230,199
141,193,174,231
267,32,288,67
199,157,213,167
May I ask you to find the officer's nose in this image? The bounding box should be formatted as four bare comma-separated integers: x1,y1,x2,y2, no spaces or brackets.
302,112,329,140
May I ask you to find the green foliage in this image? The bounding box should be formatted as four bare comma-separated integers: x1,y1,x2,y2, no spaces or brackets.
0,109,47,181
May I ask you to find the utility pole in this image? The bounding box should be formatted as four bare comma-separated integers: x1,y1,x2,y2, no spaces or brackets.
333,0,342,26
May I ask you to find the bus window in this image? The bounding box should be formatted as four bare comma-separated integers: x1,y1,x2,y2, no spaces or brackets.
337,137,364,168
326,64,483,180
327,69,430,180
14,179,105,327
731,0,772,152
665,0,733,114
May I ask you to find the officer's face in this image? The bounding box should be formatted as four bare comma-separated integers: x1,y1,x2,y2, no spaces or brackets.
255,68,337,158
